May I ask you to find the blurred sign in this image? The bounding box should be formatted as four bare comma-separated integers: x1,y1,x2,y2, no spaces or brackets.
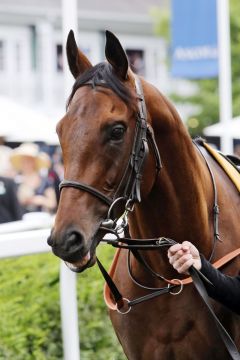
171,0,218,78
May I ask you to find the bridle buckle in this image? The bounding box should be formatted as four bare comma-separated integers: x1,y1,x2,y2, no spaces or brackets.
125,199,135,212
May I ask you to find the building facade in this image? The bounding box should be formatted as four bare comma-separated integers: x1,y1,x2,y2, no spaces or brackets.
0,1,170,112
0,0,193,123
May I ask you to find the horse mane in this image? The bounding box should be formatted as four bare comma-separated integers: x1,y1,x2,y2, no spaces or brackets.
67,62,136,108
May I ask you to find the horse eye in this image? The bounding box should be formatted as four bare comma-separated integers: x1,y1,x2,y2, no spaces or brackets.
110,125,126,141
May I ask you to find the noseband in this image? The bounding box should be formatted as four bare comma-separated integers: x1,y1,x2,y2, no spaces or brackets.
59,76,162,221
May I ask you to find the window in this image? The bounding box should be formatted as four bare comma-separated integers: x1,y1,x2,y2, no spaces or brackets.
56,44,63,72
56,43,91,72
16,42,21,72
30,25,37,71
126,49,145,76
0,41,5,71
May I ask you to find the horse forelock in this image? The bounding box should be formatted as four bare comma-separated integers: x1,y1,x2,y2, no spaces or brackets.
67,62,137,110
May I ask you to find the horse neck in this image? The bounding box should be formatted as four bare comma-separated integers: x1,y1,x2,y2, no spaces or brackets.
129,86,213,262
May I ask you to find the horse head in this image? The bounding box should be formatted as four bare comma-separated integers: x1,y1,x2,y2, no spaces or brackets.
48,30,157,272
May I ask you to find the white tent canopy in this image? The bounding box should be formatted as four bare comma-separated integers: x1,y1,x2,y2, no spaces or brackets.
203,116,240,138
0,96,63,144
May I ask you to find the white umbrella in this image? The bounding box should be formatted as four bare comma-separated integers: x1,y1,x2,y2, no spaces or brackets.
203,116,240,138
0,96,62,144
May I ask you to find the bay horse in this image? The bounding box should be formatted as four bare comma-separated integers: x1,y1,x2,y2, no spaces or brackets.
48,30,240,359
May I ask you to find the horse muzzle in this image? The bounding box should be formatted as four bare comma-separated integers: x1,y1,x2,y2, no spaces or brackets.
47,228,97,272
64,250,96,273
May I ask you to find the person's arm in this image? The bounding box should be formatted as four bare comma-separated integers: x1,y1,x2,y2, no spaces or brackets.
5,178,22,221
200,255,240,315
30,187,57,212
168,242,240,315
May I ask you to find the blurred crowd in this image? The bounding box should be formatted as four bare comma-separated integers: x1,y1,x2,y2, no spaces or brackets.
0,139,63,224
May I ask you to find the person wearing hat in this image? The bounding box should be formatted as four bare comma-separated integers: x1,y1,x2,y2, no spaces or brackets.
10,143,57,214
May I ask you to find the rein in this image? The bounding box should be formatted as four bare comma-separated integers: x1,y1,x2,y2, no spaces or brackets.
59,76,240,359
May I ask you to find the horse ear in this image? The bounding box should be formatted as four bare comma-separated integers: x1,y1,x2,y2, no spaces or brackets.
66,30,92,79
105,30,129,80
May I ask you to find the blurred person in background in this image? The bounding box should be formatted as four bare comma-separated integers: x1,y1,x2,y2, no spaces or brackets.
234,144,240,158
0,137,16,178
0,176,22,223
10,143,57,214
0,143,22,223
48,146,63,204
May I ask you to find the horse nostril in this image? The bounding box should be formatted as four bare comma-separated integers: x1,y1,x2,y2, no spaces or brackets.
65,230,84,252
47,235,53,247
48,229,85,261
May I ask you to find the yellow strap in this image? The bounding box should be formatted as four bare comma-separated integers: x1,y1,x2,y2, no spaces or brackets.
204,142,240,193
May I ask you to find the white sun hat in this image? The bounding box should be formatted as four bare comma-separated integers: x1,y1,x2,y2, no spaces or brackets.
10,143,51,171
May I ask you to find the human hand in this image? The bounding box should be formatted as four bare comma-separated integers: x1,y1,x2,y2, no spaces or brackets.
167,241,202,274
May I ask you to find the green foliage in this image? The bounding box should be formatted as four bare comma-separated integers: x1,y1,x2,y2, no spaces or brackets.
0,253,62,360
151,0,240,136
171,78,220,135
0,246,125,359
230,0,240,118
150,7,170,42
77,246,125,360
